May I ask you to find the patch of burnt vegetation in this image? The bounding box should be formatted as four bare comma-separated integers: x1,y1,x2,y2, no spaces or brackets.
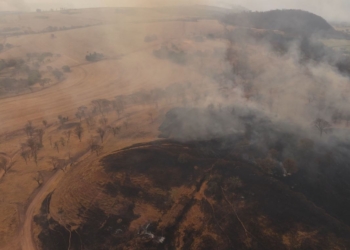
160,107,350,227
37,141,350,249
35,194,139,250
101,144,212,190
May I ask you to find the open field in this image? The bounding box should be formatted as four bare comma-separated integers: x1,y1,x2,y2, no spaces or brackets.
321,38,350,54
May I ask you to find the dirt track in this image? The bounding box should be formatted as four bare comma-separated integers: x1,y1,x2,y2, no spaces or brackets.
20,170,64,250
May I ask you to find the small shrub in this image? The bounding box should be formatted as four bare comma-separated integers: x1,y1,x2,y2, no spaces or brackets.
62,65,71,72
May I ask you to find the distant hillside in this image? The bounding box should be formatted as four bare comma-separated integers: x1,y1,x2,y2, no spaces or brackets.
222,9,337,37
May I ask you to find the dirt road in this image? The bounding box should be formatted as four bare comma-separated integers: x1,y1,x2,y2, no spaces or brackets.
19,170,64,250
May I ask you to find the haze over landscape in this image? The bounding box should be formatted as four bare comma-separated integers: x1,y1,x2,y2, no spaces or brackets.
1,0,350,250
2,0,350,22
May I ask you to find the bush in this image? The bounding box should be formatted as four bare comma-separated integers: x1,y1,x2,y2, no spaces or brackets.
27,70,42,85
52,69,64,80
153,44,187,65
62,65,71,72
85,52,104,62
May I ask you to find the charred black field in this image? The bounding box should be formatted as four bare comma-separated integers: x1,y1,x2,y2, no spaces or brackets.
35,135,350,250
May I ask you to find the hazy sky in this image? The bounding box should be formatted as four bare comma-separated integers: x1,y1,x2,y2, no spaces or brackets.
1,0,350,22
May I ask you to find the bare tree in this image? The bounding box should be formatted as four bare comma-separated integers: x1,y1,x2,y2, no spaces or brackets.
92,99,111,116
54,141,60,153
110,126,121,137
58,115,69,126
21,150,31,165
99,117,108,127
75,112,83,122
96,127,106,143
60,137,66,147
90,143,103,156
26,138,42,165
85,115,95,130
42,120,48,128
36,128,44,146
0,157,9,174
24,121,34,138
313,118,332,137
75,124,84,142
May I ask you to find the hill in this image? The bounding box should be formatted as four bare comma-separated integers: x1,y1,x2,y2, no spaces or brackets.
222,9,342,37
36,140,350,250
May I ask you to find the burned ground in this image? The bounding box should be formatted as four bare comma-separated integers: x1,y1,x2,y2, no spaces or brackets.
35,140,350,249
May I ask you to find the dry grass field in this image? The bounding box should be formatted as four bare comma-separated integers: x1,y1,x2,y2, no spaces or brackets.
0,7,230,250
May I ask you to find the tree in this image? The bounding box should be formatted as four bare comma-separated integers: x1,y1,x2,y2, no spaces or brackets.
75,112,83,122
77,106,88,118
24,121,34,137
26,138,42,165
42,120,48,128
85,115,95,130
52,69,64,80
96,127,106,143
62,65,71,73
54,141,60,153
36,128,44,146
60,137,66,147
75,124,84,142
111,126,121,137
90,142,103,156
99,117,108,127
0,157,9,174
85,52,104,62
58,115,68,126
27,70,42,85
21,150,31,165
91,99,111,116
313,118,332,137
